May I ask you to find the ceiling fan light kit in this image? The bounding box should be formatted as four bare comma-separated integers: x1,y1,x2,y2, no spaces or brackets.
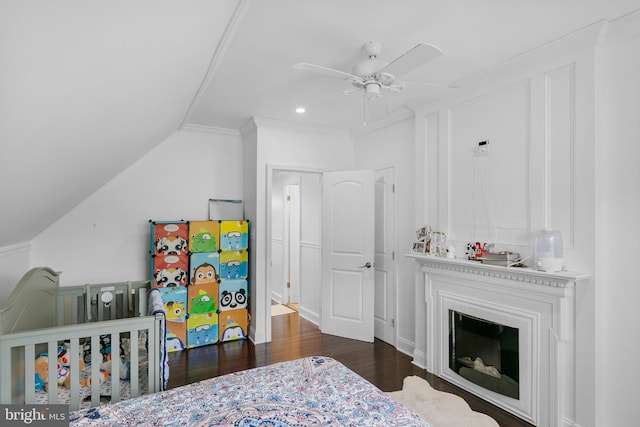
292,41,448,125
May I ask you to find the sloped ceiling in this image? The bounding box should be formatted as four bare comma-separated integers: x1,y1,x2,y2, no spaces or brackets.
2,0,639,248
0,0,241,247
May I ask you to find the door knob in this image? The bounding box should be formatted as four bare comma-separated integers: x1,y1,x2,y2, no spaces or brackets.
359,262,373,269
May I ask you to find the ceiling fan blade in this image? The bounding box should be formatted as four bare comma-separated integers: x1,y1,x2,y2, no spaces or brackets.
380,43,443,78
401,81,460,89
292,62,361,81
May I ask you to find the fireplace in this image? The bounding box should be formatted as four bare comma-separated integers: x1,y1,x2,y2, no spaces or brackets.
449,310,519,400
408,254,589,427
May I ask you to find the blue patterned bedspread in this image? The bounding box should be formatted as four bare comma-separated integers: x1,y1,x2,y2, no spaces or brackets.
69,355,430,426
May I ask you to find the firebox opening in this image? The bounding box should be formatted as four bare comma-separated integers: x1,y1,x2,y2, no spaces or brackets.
449,310,519,399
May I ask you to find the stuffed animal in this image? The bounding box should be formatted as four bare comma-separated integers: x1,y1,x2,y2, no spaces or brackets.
34,355,49,391
101,356,130,380
80,370,108,388
57,345,85,389
34,345,86,391
34,354,69,391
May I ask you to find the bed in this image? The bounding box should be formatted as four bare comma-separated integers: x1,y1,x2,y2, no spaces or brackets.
69,355,431,426
0,267,168,411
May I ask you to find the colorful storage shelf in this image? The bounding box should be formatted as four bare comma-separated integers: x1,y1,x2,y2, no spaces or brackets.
149,219,249,352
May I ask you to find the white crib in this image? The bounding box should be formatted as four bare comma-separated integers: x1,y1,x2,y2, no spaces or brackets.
0,267,167,411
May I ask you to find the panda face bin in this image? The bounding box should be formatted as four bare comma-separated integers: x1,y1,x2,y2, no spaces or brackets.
219,288,247,310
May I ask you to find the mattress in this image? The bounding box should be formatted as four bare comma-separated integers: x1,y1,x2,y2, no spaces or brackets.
35,363,149,409
69,356,430,426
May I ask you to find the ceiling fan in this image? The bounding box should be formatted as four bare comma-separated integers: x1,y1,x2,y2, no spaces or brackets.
292,41,451,125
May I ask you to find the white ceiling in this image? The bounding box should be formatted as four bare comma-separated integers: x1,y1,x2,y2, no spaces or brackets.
187,0,640,130
2,0,639,247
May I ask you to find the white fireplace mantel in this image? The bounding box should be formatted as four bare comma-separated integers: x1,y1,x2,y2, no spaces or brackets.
407,254,589,289
408,254,590,427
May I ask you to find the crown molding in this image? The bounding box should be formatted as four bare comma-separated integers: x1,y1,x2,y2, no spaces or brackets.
0,241,31,256
181,123,240,137
252,116,351,137
601,8,640,45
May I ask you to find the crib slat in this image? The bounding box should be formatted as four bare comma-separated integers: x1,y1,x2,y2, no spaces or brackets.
56,293,64,326
98,292,105,322
0,342,11,403
47,340,58,404
150,316,161,392
84,284,92,322
110,291,117,320
70,295,79,325
24,344,35,404
130,329,139,398
111,332,121,402
140,288,148,318
68,338,80,411
90,334,101,407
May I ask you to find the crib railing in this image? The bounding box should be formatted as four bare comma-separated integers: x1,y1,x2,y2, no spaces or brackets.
0,273,164,411
56,280,151,325
0,314,163,411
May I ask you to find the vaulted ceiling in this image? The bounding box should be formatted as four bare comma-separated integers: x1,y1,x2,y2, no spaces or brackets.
2,0,639,247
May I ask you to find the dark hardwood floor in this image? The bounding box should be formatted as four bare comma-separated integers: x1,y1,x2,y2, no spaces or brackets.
168,311,534,427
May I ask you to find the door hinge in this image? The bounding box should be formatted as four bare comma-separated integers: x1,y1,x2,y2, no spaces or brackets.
391,318,395,327
392,184,395,193
392,251,395,260
287,195,291,201
287,282,291,289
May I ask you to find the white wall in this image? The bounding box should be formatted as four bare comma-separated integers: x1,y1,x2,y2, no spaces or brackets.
0,243,30,302
407,15,640,426
354,117,415,354
240,121,259,341
596,25,640,426
29,127,243,285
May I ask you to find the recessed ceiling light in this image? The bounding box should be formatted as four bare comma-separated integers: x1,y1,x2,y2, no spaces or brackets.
295,106,306,114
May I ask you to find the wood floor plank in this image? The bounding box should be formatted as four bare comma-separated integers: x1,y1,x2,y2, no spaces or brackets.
168,311,533,427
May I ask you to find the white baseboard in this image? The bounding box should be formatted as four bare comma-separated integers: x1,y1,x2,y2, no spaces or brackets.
395,337,415,358
297,306,319,326
249,324,266,345
563,418,581,427
411,350,427,370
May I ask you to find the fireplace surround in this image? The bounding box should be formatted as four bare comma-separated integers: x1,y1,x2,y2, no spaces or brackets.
408,254,589,427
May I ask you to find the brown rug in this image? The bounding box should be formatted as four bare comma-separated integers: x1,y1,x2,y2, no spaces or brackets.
386,376,499,427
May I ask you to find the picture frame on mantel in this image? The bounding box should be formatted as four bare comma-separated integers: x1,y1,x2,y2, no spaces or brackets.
416,226,429,241
411,240,427,254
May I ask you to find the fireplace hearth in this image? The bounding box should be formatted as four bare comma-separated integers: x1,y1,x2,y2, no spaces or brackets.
408,254,589,427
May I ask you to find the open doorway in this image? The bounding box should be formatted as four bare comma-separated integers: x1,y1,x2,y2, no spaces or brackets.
268,168,322,325
266,165,396,345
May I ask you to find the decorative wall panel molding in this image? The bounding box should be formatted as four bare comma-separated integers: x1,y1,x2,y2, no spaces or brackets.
448,81,531,245
545,63,576,249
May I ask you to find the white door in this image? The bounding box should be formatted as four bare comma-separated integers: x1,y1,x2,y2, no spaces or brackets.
321,169,375,342
374,167,395,345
